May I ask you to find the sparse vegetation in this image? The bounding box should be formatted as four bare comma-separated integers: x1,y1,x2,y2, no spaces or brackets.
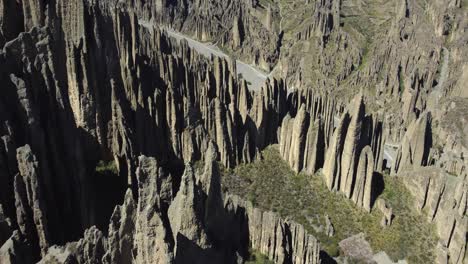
222,145,437,263
245,249,275,264
95,160,118,175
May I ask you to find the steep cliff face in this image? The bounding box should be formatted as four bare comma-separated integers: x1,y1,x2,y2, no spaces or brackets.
134,0,281,71
400,167,467,264
1,141,322,264
322,93,385,210
0,0,466,263
0,0,316,262
392,112,433,174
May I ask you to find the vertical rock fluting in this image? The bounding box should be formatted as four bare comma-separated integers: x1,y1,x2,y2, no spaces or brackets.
312,0,341,44
279,106,326,174
0,0,291,255
135,0,281,71
103,190,136,264
0,0,463,264
323,112,350,190
279,89,336,174
322,94,383,210
15,145,50,257
225,195,321,264
303,119,325,175
401,167,466,264
392,112,433,174
8,142,323,264
280,106,310,173
133,156,174,264
167,163,210,261
351,146,374,212
340,94,365,198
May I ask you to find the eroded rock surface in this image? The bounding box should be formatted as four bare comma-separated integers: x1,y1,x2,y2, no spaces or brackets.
0,0,466,263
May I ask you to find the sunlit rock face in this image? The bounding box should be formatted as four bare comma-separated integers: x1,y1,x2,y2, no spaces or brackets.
0,0,466,263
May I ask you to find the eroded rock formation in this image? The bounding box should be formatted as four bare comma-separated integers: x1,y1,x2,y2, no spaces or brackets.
400,167,467,264
2,141,322,264
392,112,433,174
322,94,384,210
0,0,466,263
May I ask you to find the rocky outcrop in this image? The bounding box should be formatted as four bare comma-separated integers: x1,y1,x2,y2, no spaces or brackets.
0,204,12,245
279,106,310,173
432,98,468,176
37,226,106,264
338,233,374,263
27,142,323,264
225,195,321,264
135,0,281,71
325,214,334,237
15,145,50,257
103,190,136,264
133,156,173,264
168,163,210,260
351,146,374,212
392,112,433,174
400,167,466,264
322,94,383,210
376,199,393,227
323,112,349,190
0,0,294,258
0,230,35,264
312,0,341,45
0,0,465,263
279,89,336,174
340,93,366,198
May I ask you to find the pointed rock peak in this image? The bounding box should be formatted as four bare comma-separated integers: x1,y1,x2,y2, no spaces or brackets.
123,189,135,208
136,155,159,185
297,104,308,117
180,162,196,196
16,145,35,170
205,141,219,166
348,92,365,117
168,162,208,248
199,141,220,194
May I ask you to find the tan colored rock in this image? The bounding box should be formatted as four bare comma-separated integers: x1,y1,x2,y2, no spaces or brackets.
303,119,325,174
352,146,375,212
232,16,242,48
392,112,432,174
103,190,135,264
376,198,393,227
338,233,374,263
134,156,174,264
341,94,365,198
288,106,310,172
279,105,310,173
401,167,467,264
225,195,321,264
168,164,209,254
323,112,350,190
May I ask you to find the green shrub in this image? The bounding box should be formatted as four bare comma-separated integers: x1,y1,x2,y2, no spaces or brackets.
95,160,118,175
222,145,437,263
245,249,275,264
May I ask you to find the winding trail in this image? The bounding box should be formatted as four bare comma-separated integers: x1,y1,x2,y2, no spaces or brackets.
140,19,398,168
139,20,268,91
